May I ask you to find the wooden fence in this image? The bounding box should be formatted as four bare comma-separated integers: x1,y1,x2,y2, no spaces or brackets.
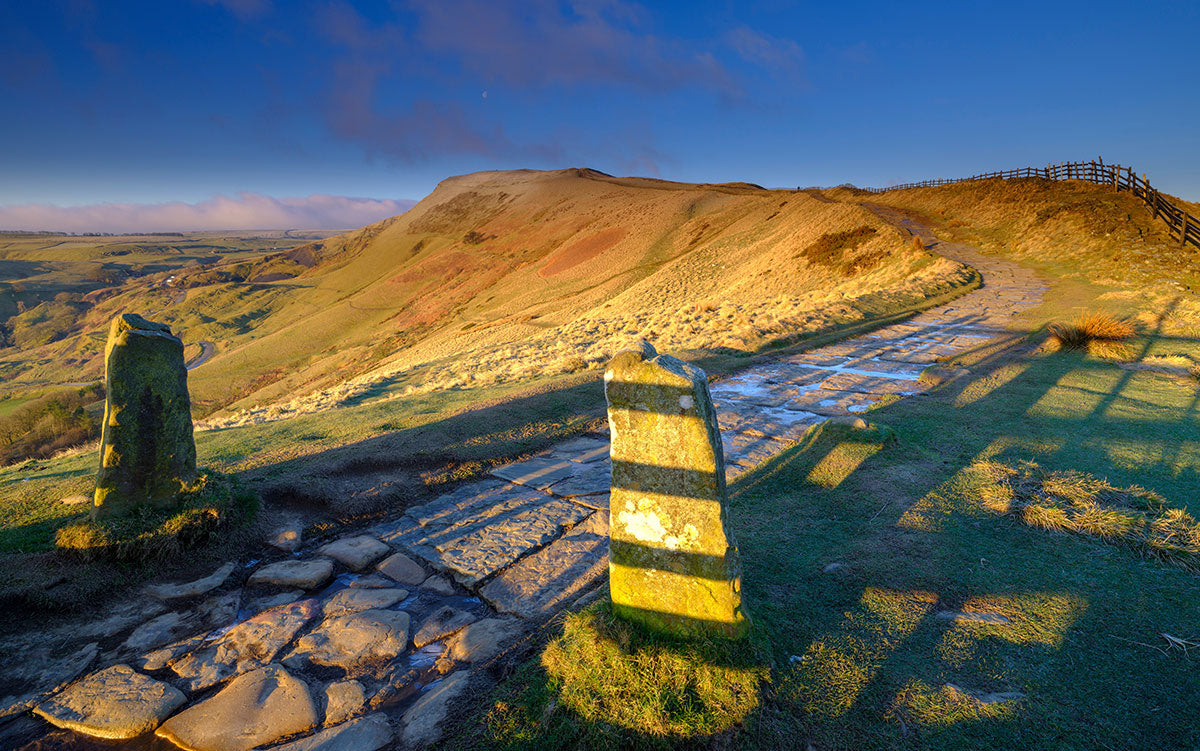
863,159,1199,251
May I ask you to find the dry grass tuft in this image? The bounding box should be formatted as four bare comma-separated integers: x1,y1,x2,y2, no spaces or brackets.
974,460,1200,569
1047,311,1135,358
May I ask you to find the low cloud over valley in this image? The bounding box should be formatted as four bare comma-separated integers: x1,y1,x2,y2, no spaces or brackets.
0,193,415,233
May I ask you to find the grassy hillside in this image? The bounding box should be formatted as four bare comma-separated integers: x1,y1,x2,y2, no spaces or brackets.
859,177,1200,332
186,168,971,426
0,229,339,389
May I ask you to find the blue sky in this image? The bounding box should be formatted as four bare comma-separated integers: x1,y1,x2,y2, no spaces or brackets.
1,0,1197,230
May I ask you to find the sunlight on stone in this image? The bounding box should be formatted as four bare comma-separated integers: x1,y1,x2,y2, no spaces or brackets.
606,341,748,638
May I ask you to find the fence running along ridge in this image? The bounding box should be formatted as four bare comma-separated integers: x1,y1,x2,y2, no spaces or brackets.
862,159,1200,252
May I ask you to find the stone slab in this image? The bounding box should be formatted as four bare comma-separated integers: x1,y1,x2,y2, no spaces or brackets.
545,460,611,497
248,558,334,590
323,680,366,727
490,457,577,490
721,430,793,469
438,618,524,666
286,609,411,672
412,606,477,648
478,511,609,619
401,671,471,748
318,536,391,571
121,611,198,653
146,562,235,600
568,492,609,512
322,587,408,617
419,575,456,595
779,388,877,416
396,490,591,587
157,665,317,751
547,435,610,463
170,598,320,692
347,574,397,589
738,408,821,441
34,665,185,740
820,372,924,395
272,714,393,751
397,480,513,529
840,358,927,378
376,552,427,586
782,352,849,367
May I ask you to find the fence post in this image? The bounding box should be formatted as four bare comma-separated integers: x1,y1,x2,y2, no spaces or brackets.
1182,213,1190,249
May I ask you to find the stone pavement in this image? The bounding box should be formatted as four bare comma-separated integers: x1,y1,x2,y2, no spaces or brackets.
5,220,1045,749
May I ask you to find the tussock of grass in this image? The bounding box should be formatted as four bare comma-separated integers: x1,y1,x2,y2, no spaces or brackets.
797,226,886,275
478,603,766,744
55,472,258,562
1047,311,1135,357
974,460,1200,569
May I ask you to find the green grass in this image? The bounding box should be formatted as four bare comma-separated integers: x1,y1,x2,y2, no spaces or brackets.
451,290,1200,749
54,472,257,562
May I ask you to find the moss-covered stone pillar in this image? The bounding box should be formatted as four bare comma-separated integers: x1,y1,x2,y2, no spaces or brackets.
93,314,197,520
604,341,749,639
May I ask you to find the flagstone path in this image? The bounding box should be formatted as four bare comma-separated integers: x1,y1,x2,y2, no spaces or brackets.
5,214,1047,750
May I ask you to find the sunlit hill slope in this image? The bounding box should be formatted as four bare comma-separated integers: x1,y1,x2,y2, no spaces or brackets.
2,169,973,424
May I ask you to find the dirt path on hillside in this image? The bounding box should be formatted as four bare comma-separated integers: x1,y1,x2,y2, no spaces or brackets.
185,340,214,370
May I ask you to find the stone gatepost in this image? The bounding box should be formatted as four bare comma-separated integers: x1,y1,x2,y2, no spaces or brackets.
604,341,749,639
93,314,197,520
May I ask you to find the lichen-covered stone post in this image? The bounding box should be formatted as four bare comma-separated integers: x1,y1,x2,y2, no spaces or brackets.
604,341,749,639
93,314,197,519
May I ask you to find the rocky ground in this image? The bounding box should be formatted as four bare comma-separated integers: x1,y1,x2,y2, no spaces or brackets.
0,218,1045,750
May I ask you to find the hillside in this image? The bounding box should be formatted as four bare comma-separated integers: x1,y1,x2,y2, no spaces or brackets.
859,177,1200,331
1,169,972,425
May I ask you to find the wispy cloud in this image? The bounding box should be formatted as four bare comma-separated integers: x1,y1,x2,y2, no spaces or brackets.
197,0,272,21
726,26,806,83
410,0,739,94
0,193,415,233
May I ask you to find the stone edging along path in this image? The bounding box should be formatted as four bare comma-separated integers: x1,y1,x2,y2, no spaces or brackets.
3,214,1046,750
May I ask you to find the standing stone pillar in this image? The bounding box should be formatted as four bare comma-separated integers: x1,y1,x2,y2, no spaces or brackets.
93,314,197,520
604,341,749,639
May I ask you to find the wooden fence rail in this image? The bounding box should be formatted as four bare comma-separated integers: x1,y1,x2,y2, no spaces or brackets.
862,159,1200,252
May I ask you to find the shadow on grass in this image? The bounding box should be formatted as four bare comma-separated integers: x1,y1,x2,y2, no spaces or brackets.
448,321,1200,750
